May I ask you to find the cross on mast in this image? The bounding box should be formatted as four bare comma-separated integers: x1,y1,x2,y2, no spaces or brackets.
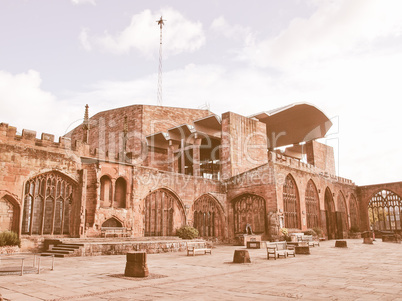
157,16,166,106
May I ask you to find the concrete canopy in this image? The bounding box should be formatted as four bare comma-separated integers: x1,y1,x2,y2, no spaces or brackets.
193,115,221,139
250,103,332,148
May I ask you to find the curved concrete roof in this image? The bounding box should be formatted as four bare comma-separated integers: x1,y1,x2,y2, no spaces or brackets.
250,103,332,148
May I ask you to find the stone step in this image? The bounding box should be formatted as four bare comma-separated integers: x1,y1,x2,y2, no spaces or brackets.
40,252,65,258
58,244,83,248
44,249,74,255
51,247,77,252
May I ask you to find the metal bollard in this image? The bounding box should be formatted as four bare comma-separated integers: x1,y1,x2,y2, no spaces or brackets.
20,258,24,276
37,257,41,274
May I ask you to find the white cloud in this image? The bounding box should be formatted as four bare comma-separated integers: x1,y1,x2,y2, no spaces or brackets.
79,28,92,51
71,0,96,6
0,70,82,138
239,0,402,69
210,16,254,44
81,8,205,57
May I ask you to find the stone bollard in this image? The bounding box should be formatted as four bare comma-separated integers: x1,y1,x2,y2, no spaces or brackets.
295,246,310,255
363,237,373,244
124,251,149,277
233,249,251,263
335,240,347,248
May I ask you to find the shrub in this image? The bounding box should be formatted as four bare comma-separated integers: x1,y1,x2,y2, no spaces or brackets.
303,229,317,236
350,226,360,233
312,227,323,237
280,228,288,236
280,228,291,241
0,231,21,247
176,226,199,239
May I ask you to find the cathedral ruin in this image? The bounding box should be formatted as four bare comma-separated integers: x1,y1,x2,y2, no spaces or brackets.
0,103,401,248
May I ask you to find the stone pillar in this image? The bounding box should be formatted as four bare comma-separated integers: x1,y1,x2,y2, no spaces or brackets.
180,139,185,174
335,240,347,248
168,141,175,172
233,250,251,263
363,237,373,244
124,251,149,277
192,138,201,177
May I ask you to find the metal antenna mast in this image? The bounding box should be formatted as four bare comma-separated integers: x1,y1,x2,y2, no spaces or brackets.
157,16,166,106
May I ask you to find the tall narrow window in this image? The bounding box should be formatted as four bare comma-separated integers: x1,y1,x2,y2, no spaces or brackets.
283,175,300,229
22,172,75,235
305,180,320,228
114,177,126,208
100,176,112,207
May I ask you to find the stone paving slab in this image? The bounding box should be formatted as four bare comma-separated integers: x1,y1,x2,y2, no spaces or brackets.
0,239,401,300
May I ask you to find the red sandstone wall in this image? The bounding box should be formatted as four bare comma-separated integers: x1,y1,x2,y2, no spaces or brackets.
357,181,402,231
67,105,143,161
131,166,224,237
0,123,82,236
225,163,277,239
306,140,336,175
67,105,211,166
141,105,211,135
221,112,268,180
272,153,356,237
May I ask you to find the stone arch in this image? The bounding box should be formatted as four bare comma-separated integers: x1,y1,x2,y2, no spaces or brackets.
22,171,76,235
349,194,359,230
144,188,186,236
232,193,266,235
305,179,320,229
324,187,337,239
100,175,112,208
283,174,300,229
368,189,402,231
0,194,20,234
337,191,348,238
114,177,126,208
193,194,225,238
102,216,123,228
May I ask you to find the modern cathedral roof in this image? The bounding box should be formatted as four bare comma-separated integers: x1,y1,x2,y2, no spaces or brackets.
249,103,332,148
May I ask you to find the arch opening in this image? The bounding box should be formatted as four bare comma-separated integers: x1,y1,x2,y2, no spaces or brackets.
324,188,337,239
193,194,224,238
100,176,112,208
368,190,401,232
305,180,320,229
114,177,126,208
144,189,185,236
233,194,266,235
337,192,348,238
283,175,300,229
102,217,123,228
22,171,75,235
0,195,20,233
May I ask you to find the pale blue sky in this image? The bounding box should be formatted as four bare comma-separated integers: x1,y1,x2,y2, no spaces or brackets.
1,0,401,185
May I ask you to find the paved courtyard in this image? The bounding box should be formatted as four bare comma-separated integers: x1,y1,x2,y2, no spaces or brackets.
0,239,401,301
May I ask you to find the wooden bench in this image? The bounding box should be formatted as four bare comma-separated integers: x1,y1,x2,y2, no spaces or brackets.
266,241,295,260
186,242,212,256
301,235,320,247
101,227,130,238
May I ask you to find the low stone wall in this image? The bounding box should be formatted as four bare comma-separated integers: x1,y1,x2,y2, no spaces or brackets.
77,240,190,256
